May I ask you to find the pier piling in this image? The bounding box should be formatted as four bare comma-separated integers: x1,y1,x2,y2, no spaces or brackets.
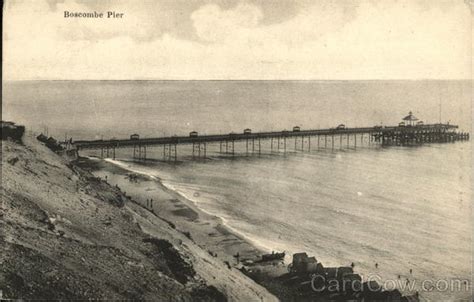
76,121,469,162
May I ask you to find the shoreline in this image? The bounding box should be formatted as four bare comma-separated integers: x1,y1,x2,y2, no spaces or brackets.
75,156,269,267
74,156,427,302
104,157,284,256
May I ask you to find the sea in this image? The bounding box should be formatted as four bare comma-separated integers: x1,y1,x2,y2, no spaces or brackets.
3,80,472,301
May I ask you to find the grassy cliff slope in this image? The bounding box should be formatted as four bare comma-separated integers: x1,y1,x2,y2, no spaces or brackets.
1,136,277,301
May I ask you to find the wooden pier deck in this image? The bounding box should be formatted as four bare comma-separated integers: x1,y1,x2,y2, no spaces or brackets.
73,124,463,148
72,123,469,161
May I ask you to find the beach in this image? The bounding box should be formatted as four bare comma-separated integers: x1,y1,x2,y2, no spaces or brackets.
76,157,267,269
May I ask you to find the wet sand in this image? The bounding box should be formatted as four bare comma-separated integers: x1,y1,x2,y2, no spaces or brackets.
75,157,265,266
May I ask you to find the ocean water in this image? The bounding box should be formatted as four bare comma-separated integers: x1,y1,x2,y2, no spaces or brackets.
2,80,471,139
2,80,472,300
106,141,471,301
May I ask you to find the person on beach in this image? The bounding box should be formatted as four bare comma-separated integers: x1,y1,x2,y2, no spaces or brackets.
375,263,378,269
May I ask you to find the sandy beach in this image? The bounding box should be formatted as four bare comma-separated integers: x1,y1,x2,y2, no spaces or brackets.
76,157,425,302
76,157,267,268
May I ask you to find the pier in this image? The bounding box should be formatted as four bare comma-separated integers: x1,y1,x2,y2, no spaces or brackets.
72,115,469,162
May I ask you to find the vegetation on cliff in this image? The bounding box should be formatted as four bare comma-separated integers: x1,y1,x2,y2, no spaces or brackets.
1,134,275,301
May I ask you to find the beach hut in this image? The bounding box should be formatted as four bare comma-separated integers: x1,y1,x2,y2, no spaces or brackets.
402,111,419,126
306,256,320,273
291,253,309,273
290,253,321,274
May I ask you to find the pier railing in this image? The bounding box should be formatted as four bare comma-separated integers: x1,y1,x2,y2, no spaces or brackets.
73,124,462,148
71,123,468,161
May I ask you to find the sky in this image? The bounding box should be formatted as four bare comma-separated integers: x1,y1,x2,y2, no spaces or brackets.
3,0,473,80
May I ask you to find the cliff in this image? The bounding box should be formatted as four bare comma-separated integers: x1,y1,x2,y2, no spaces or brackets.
1,135,277,301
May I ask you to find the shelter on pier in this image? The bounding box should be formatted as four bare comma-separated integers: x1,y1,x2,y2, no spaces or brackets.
402,111,419,126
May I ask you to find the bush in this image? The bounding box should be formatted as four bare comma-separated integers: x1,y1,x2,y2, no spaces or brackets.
142,238,196,284
1,121,25,141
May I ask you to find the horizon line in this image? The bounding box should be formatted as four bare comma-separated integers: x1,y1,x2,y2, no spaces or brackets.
3,78,471,82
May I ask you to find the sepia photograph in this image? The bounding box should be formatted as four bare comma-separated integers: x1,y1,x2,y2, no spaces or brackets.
1,0,472,301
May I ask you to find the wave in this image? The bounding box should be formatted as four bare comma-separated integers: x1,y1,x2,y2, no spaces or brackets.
102,158,291,255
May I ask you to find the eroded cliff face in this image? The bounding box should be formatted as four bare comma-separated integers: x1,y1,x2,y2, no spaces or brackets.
1,136,277,302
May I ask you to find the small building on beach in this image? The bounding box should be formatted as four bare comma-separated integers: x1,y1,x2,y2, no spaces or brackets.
291,253,323,274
